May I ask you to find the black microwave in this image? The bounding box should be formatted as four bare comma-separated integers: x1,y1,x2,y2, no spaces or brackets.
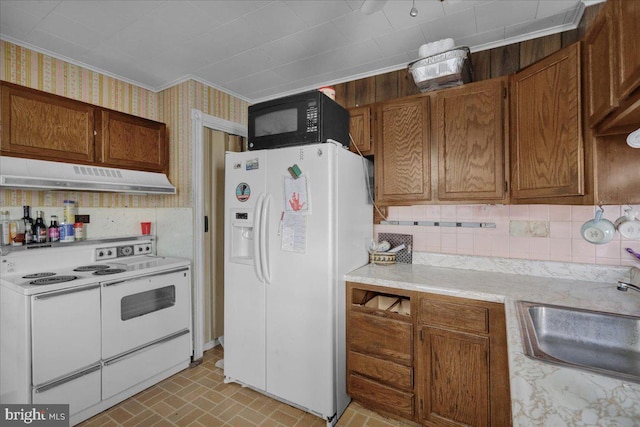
247,90,349,151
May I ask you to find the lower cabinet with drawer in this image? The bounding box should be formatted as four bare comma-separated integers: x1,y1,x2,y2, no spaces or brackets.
346,282,511,427
346,282,416,421
418,293,511,427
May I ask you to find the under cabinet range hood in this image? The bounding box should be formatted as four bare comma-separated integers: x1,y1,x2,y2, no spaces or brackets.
0,156,176,194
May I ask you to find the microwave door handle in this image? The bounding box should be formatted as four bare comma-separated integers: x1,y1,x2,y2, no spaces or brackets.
261,194,272,284
253,193,265,283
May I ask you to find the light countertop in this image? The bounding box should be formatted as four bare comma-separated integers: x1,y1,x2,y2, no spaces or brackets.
346,258,640,427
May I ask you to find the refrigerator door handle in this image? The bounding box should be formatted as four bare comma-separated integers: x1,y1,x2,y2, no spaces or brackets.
253,193,265,283
261,194,272,284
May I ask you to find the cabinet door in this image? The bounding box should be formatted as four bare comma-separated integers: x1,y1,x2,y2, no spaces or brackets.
584,3,618,126
0,82,95,162
614,0,640,100
97,109,168,173
419,326,490,427
375,97,431,204
348,106,373,156
435,78,507,202
510,43,583,201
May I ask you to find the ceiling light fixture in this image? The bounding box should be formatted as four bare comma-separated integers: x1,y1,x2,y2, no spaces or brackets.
410,0,418,17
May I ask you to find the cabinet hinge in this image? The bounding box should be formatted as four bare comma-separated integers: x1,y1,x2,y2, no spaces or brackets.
419,329,424,341
503,87,508,99
504,181,509,192
420,398,424,411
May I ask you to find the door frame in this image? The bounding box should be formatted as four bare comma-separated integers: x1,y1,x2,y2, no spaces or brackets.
191,109,247,360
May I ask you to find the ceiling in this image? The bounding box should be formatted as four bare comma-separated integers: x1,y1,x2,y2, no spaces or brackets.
0,0,599,103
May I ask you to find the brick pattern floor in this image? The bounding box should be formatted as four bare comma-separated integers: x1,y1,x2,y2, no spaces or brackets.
78,346,417,427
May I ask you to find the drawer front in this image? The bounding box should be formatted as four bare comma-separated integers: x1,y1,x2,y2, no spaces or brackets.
349,374,414,419
102,332,190,399
419,298,488,333
32,367,101,416
349,311,412,364
349,351,413,391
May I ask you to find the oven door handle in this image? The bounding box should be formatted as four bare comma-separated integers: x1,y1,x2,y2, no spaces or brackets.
34,363,101,393
33,284,100,300
102,267,190,287
103,329,190,366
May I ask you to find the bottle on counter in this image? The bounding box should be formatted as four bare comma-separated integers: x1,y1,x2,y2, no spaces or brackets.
74,222,84,241
63,200,77,225
22,206,34,245
48,215,60,242
11,219,24,246
33,211,48,243
0,211,9,246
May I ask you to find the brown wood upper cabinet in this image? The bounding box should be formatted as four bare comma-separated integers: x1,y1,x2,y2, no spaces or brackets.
348,106,373,156
584,2,618,126
510,42,584,203
1,81,96,163
0,81,168,174
373,76,508,206
613,0,640,101
96,110,168,174
375,96,431,204
588,0,640,136
434,77,508,203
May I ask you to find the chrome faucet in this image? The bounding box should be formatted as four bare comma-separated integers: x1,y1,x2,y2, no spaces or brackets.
617,281,640,293
617,266,640,293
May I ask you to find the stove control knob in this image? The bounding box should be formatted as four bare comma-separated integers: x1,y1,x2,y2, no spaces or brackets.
107,250,113,256
138,247,143,252
98,251,105,257
145,246,151,252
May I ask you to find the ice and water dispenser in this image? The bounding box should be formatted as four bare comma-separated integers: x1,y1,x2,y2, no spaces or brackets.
229,209,254,264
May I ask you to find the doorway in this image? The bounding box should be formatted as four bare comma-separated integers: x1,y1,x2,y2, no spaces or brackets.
202,129,244,344
191,109,248,360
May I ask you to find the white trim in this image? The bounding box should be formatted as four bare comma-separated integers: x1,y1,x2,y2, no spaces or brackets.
156,75,252,103
203,338,221,352
191,109,247,361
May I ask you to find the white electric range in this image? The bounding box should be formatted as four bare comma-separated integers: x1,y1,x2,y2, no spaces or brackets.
0,237,192,426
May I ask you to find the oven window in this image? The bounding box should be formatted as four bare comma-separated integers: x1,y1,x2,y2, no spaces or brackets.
121,286,176,321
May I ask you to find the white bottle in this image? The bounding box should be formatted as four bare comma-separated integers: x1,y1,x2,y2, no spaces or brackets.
0,211,9,246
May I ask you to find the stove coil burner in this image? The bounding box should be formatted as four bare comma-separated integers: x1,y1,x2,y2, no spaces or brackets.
74,265,111,272
93,268,126,276
23,272,56,279
30,275,79,285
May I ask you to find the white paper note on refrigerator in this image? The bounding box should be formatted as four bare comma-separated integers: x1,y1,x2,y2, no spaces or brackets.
281,213,307,253
283,176,310,214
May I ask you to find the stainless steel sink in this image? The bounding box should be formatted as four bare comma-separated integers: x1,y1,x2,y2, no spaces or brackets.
516,301,640,383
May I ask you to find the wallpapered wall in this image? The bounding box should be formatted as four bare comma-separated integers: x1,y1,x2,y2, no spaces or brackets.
0,40,249,209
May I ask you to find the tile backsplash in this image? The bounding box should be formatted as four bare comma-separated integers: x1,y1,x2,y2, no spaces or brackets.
374,204,640,267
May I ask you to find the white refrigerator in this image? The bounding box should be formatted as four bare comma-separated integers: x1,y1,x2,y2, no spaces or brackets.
223,142,372,425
